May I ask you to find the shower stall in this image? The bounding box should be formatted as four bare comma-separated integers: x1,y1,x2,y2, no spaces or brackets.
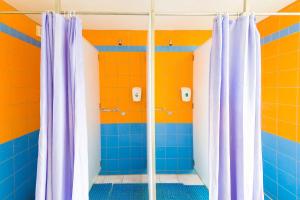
0,0,300,200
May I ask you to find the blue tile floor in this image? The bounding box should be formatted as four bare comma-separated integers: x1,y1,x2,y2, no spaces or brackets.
89,183,209,200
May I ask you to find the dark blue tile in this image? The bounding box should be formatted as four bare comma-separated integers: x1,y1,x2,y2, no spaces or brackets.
14,135,29,155
156,159,165,170
0,175,14,200
29,130,39,147
14,150,30,171
15,164,31,189
297,164,300,198
107,148,118,159
119,135,129,147
155,124,166,134
130,134,143,147
101,148,107,159
178,159,193,170
156,147,165,159
277,137,297,159
176,124,192,134
101,136,107,147
131,147,142,159
15,178,35,200
133,159,146,170
297,143,300,161
263,175,277,200
119,159,131,170
178,147,193,158
0,141,13,163
28,161,38,180
262,145,276,165
106,160,118,171
277,153,296,176
0,159,13,181
141,124,146,132
278,185,296,200
263,160,277,179
278,169,296,194
107,136,118,147
101,160,109,170
166,159,177,171
118,124,130,135
177,134,192,147
130,124,144,134
101,124,118,135
165,124,176,135
166,134,177,146
156,133,166,147
166,147,177,158
261,131,276,149
119,147,130,159
140,134,146,147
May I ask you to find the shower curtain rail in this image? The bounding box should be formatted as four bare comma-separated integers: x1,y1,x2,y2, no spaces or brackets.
1,10,300,16
0,10,149,15
156,12,300,16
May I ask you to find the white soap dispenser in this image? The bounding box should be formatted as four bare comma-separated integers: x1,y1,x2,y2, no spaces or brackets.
132,87,142,102
181,87,191,102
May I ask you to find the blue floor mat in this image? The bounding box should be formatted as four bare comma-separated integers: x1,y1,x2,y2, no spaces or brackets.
89,184,112,199
110,184,148,200
89,183,209,200
157,184,209,200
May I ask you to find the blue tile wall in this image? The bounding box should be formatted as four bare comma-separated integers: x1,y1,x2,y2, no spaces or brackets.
100,123,194,175
262,131,300,200
0,130,39,200
156,123,193,174
95,45,198,52
100,123,147,174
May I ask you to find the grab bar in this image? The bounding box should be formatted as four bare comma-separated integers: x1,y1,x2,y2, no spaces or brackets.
100,106,126,116
155,107,173,115
100,107,120,112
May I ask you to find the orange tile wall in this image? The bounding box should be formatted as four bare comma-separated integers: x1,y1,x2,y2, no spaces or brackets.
99,52,147,123
258,0,300,143
83,30,211,124
0,1,40,143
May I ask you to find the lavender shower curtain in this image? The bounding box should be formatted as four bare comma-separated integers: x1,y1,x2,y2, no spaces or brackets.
36,13,89,200
209,15,264,200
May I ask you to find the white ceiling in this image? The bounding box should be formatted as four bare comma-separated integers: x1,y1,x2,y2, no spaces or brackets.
4,0,296,30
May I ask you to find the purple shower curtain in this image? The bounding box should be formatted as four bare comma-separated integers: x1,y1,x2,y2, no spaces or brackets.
35,13,89,200
209,15,264,200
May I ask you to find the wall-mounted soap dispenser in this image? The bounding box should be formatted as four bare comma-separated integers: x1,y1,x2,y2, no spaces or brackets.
181,87,191,102
132,87,142,102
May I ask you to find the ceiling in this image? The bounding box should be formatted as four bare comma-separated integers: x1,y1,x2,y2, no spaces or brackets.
3,0,297,30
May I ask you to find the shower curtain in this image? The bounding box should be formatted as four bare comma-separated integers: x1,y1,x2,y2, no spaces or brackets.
35,13,89,200
209,15,264,200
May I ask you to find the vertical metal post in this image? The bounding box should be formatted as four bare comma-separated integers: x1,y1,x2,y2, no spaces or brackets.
55,0,61,13
147,0,156,199
243,0,248,12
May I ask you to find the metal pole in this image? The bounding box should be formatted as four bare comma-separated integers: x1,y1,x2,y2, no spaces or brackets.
155,12,300,16
0,11,148,15
147,0,156,199
1,10,300,16
243,0,249,12
55,0,61,13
